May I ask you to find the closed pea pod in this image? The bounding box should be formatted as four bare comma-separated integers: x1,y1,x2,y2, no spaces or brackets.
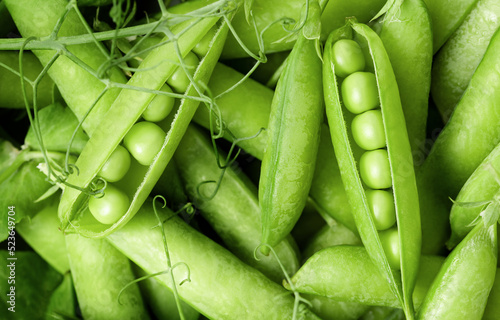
431,0,500,122
417,27,500,254
259,0,323,254
323,20,421,319
417,221,498,319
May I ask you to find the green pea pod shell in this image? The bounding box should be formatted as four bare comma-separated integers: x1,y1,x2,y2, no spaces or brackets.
376,0,432,163
259,0,323,253
323,21,421,318
58,15,229,237
174,124,300,282
448,142,500,249
417,222,498,320
107,202,320,320
431,0,500,122
286,246,443,310
417,26,500,254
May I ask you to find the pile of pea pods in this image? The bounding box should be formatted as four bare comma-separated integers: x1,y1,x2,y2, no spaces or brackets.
1,0,500,319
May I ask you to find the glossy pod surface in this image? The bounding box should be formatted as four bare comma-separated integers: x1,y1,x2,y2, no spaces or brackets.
107,202,320,320
259,0,323,253
323,21,421,318
417,27,500,254
174,124,300,282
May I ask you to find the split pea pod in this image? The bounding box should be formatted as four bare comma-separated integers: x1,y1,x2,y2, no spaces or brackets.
431,0,500,122
53,10,233,237
173,124,300,283
417,221,498,319
417,27,500,254
323,20,421,318
258,0,323,254
107,202,320,320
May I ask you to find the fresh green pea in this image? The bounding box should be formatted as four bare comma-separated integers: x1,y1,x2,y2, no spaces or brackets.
142,84,175,122
359,149,392,189
341,72,379,114
259,0,323,254
323,21,421,319
167,51,200,93
351,109,386,150
99,145,131,182
123,122,166,166
417,222,498,320
365,189,396,231
331,39,365,78
417,27,500,254
379,227,400,270
88,184,129,225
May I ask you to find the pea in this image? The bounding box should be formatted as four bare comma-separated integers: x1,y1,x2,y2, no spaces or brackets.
331,39,366,78
167,51,200,93
359,149,392,189
379,227,400,270
142,84,175,122
88,184,129,225
341,72,379,114
351,109,386,150
98,145,131,182
365,189,396,231
123,122,166,166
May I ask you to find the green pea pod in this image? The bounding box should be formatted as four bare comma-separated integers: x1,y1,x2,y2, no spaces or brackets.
448,142,500,249
107,202,320,320
323,21,421,318
174,124,300,283
17,197,69,274
417,222,498,319
220,0,386,58
5,0,127,136
431,0,500,122
421,0,479,53
286,246,443,310
66,235,149,319
303,293,370,320
417,27,500,254
0,51,57,109
193,64,357,235
132,265,200,320
376,0,432,162
259,0,323,254
58,14,230,237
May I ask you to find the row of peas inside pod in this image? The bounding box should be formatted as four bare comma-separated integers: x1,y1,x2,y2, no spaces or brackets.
89,40,209,225
332,38,400,269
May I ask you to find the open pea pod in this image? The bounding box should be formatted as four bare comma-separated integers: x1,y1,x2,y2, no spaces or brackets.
323,21,421,319
58,15,232,237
